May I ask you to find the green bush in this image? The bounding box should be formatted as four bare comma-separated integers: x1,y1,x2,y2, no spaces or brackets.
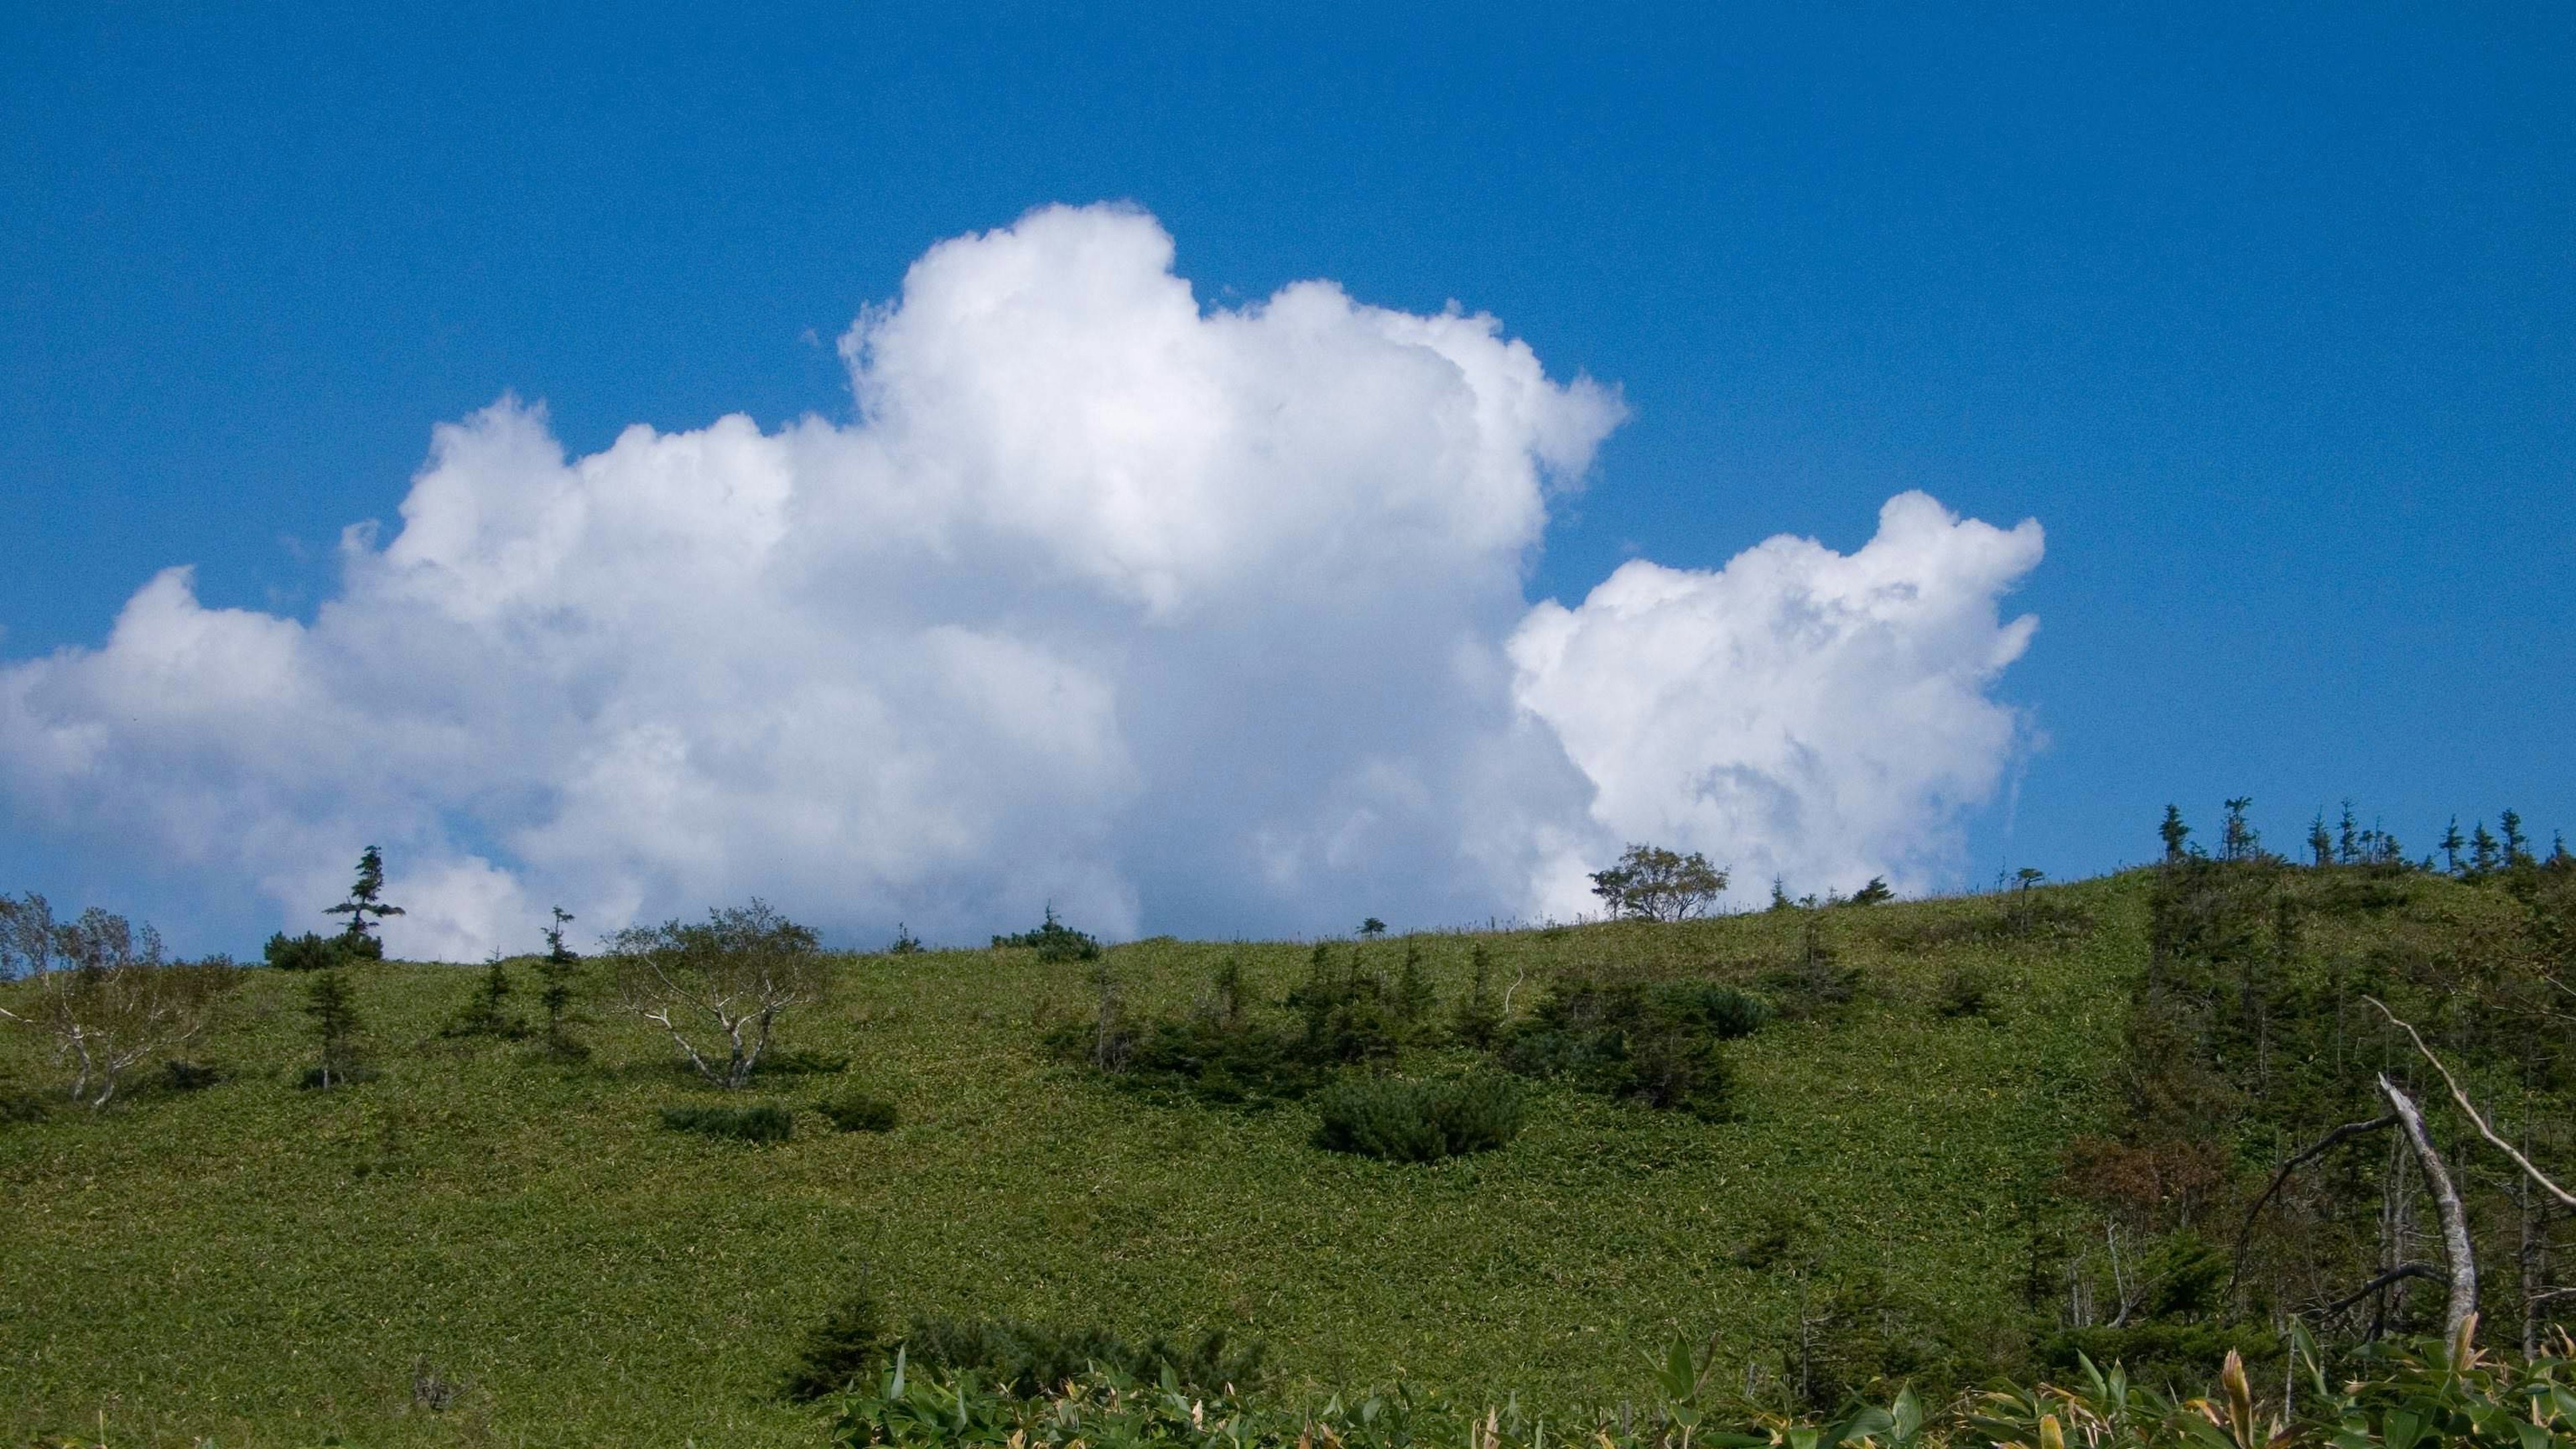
994,907,1101,962
1499,979,1765,1118
818,1091,899,1132
659,1102,794,1142
161,1059,222,1091
757,1049,852,1076
262,931,350,972
1312,1075,1523,1162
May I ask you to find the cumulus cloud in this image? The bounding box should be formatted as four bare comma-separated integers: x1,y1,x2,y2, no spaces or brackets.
0,204,2042,958
1509,493,2044,915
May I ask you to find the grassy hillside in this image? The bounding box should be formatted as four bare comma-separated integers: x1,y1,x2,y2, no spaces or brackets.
0,866,2532,1446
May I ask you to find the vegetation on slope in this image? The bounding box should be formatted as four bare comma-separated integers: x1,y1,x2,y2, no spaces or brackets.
5,814,2575,1446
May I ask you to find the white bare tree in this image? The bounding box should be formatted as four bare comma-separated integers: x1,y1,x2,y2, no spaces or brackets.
0,896,239,1109
608,899,829,1089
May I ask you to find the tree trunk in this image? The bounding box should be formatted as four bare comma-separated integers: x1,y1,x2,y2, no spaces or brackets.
2381,1073,2477,1339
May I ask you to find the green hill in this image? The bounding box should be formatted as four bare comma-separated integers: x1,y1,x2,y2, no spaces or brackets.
0,863,2564,1446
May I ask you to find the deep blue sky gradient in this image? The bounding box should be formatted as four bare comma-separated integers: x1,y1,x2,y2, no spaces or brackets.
5,2,2571,914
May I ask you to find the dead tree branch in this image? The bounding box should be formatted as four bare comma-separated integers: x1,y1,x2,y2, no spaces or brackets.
2322,1264,2441,1319
2379,1072,2478,1338
2229,1112,2398,1299
2367,996,2576,1210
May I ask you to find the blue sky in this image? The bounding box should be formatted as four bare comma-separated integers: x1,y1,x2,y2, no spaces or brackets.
3,5,2570,953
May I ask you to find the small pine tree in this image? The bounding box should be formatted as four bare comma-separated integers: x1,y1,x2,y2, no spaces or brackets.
2471,822,2502,877
2220,798,2259,863
2334,802,2359,865
303,967,364,1089
2440,818,2466,875
445,953,521,1038
2502,809,2534,868
1392,940,1434,1028
886,922,924,955
537,906,581,1052
1451,943,1503,1048
1358,917,1387,938
324,846,405,959
1768,877,1794,912
1847,876,1894,906
2306,813,2332,868
2158,806,2192,863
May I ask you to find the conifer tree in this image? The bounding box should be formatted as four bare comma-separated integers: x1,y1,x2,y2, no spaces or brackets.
2502,809,2534,868
537,906,580,1051
303,967,364,1089
2471,822,2502,877
2440,818,2466,875
2307,813,2332,867
2159,806,2192,862
324,846,405,959
2220,798,2258,863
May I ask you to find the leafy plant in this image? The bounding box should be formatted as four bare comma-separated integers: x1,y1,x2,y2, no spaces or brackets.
300,967,366,1089
1500,979,1766,1117
0,898,239,1109
610,900,828,1088
1312,1074,1523,1162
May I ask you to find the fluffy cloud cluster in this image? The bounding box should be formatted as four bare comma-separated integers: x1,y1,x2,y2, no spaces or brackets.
0,205,2043,958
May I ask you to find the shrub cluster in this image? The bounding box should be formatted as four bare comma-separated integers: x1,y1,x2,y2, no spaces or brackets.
1311,1074,1523,1162
1498,979,1768,1118
994,907,1101,962
782,1285,1265,1403
660,1102,794,1142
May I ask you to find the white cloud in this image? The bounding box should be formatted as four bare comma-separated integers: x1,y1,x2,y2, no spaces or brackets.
1509,492,2045,915
0,205,2041,958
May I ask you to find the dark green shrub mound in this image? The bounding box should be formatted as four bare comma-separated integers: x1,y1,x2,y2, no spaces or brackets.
781,1289,1267,1403
757,1049,851,1076
818,1090,899,1132
994,906,1101,962
262,931,352,972
1312,1075,1523,1163
660,1102,794,1142
1049,949,1416,1109
1499,979,1766,1118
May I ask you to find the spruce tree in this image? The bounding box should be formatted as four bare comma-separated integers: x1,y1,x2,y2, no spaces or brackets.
2336,801,2360,865
2502,809,2534,868
2159,806,2192,862
2220,798,2258,863
2306,813,2332,867
2439,818,2466,875
304,968,364,1089
325,846,405,959
2471,822,2502,877
537,906,580,1052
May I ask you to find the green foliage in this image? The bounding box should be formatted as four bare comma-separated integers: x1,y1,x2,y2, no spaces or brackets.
263,930,355,972
995,906,1101,962
610,900,828,1088
1499,979,1766,1117
1845,875,1894,906
299,966,365,1089
659,1102,795,1142
441,954,525,1039
820,1090,900,1132
1932,964,1994,1019
161,1058,222,1091
758,1048,853,1075
889,922,926,955
1589,843,1729,922
783,1285,893,1400
537,904,584,1057
324,844,404,954
1450,944,1505,1049
1311,1074,1524,1162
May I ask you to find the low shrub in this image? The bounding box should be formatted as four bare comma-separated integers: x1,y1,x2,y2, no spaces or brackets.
994,907,1101,962
263,931,352,972
782,1285,892,1400
782,1290,1267,1403
758,1049,853,1076
1312,1074,1523,1162
1933,965,1994,1018
660,1102,794,1142
1499,979,1765,1118
818,1091,900,1132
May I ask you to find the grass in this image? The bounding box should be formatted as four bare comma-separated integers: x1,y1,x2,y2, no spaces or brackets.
0,874,2159,1445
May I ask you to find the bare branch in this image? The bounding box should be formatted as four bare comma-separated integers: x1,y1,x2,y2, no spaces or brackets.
2229,1112,2398,1299
2320,1263,2441,1318
2366,996,2576,1210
